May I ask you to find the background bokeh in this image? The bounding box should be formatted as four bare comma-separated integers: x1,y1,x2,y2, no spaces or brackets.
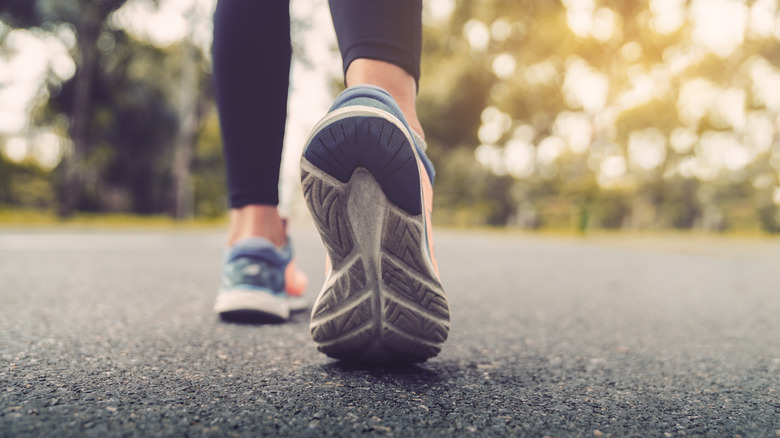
1,0,779,233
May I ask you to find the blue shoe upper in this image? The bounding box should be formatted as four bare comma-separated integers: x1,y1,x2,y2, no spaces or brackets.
221,237,292,297
329,85,435,185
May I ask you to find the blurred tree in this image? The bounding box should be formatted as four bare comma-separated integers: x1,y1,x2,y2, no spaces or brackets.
168,4,206,219
191,107,227,218
1,0,218,217
3,0,779,231
0,0,42,27
0,147,55,208
0,146,8,206
418,0,780,233
1,0,137,215
38,28,176,213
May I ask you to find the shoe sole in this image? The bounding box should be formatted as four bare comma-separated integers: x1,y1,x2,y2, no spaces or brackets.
214,289,290,323
301,106,450,363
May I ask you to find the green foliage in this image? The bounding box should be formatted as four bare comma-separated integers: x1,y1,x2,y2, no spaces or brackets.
589,189,631,229
191,108,227,218
418,0,780,233
0,0,40,27
43,29,181,213
757,203,780,233
431,147,515,227
0,152,55,209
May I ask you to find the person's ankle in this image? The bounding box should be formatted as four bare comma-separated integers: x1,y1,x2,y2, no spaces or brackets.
345,59,424,140
227,205,286,248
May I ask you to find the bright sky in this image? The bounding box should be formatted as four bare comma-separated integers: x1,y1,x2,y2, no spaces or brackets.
0,25,74,135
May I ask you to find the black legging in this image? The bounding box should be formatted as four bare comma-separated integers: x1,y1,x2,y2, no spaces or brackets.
212,0,423,208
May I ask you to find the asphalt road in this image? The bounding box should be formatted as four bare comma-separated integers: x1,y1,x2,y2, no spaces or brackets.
1,227,779,437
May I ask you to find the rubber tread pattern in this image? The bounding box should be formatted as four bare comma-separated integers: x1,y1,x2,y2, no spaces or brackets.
380,257,449,322
311,259,367,319
310,295,373,344
381,209,430,276
302,113,449,363
302,165,449,362
301,169,354,265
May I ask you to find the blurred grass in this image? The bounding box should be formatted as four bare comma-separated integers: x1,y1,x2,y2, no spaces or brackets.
0,208,228,229
437,225,779,262
2,208,776,262
2,206,777,246
2,206,775,237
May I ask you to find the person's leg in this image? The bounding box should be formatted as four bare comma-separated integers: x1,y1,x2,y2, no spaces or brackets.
330,0,424,139
226,205,285,248
302,0,449,362
212,0,306,321
212,0,291,248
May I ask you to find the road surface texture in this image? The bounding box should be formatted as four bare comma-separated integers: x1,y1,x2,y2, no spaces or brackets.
1,227,779,437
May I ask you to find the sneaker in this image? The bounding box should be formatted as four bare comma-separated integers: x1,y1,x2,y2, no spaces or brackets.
214,237,308,322
300,85,450,362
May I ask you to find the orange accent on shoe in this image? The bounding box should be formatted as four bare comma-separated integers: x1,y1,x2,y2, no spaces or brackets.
418,159,440,279
278,217,308,297
284,259,307,297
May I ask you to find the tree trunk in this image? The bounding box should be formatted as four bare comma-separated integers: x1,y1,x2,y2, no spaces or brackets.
59,4,99,217
169,40,200,219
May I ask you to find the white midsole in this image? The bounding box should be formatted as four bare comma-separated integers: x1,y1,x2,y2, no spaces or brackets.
214,289,290,319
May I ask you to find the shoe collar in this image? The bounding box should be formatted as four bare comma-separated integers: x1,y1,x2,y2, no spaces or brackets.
225,237,293,267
